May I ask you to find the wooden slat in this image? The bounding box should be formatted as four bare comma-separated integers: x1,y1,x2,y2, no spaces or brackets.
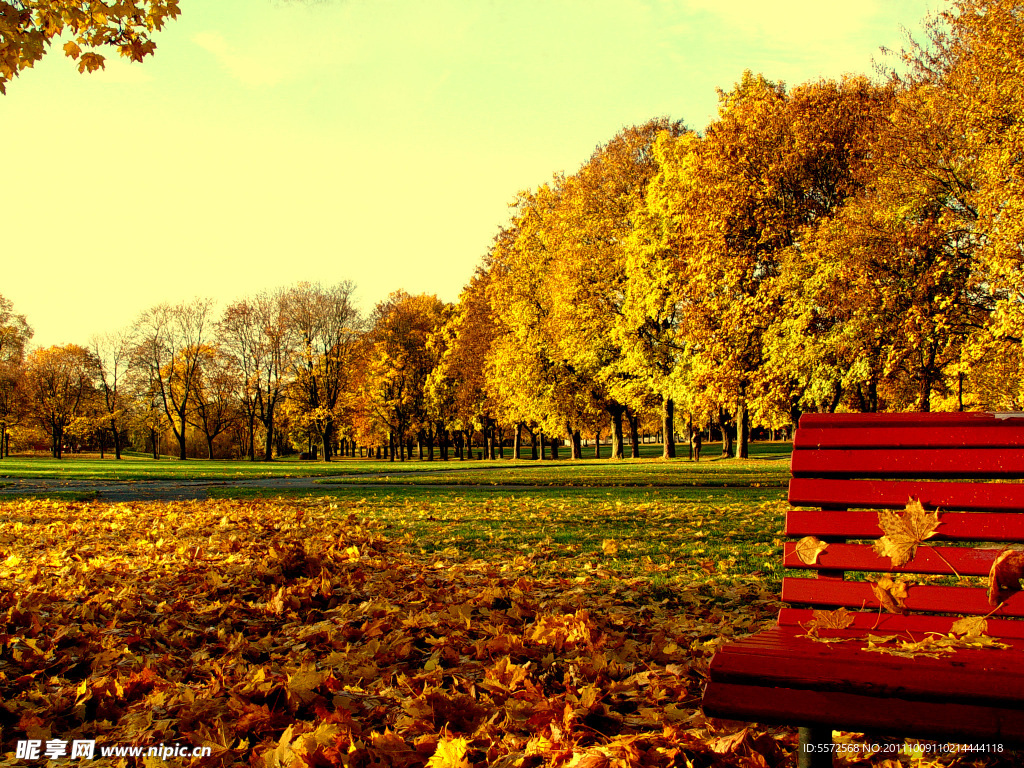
702,681,1024,744
788,478,1024,515
791,447,1024,479
795,424,1024,450
787,508,1024,540
783,541,1003,576
777,607,1024,638
709,630,1024,703
798,412,1024,429
781,577,1024,617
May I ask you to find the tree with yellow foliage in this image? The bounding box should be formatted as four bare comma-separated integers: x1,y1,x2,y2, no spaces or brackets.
0,0,182,92
0,294,32,457
24,343,96,458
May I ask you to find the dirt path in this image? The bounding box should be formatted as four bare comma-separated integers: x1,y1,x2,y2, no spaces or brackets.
0,476,565,502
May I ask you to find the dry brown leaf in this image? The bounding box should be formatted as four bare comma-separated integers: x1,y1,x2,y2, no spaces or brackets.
710,728,750,755
802,607,856,640
951,616,988,637
987,549,1024,605
873,498,941,567
870,576,909,615
812,607,855,630
794,536,828,565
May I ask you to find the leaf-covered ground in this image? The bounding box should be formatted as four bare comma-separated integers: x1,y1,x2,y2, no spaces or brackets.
0,499,1014,767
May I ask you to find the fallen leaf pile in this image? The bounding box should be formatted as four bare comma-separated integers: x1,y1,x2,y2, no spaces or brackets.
0,499,794,767
802,608,1011,659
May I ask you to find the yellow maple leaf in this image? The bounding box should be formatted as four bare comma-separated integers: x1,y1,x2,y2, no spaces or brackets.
873,498,941,567
601,539,619,556
802,607,856,640
426,737,469,768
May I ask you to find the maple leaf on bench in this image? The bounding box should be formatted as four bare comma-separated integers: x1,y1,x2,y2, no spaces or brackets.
871,575,909,614
801,607,855,642
873,498,941,567
987,549,1024,606
795,536,828,565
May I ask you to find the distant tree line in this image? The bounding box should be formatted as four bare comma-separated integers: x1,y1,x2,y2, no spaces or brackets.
1,0,1022,460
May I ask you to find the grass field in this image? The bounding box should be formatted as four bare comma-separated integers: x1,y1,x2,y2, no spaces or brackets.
0,441,791,484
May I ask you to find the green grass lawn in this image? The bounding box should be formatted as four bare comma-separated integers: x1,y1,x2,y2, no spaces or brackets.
214,482,790,590
0,440,792,483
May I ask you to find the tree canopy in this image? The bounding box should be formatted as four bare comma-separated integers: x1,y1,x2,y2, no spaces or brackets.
0,0,181,92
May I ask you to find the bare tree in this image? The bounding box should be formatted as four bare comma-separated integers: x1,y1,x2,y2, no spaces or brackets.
283,281,361,461
133,299,214,460
90,330,134,459
219,290,295,461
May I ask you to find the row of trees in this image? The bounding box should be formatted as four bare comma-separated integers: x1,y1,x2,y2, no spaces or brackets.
466,0,1024,460
2,0,1022,461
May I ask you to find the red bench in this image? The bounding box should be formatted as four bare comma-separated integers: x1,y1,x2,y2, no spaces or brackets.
701,412,1024,763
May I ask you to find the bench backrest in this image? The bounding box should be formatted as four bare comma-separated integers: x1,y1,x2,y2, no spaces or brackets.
782,411,1024,637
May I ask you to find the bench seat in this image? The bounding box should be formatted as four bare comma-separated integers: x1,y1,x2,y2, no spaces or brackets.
701,412,1024,753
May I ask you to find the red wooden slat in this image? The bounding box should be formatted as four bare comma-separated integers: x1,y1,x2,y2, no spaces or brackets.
786,509,1024,540
709,630,1024,703
791,448,1024,478
702,681,1024,744
781,577,1024,617
795,425,1024,450
788,478,1024,514
777,607,1024,638
798,412,1024,429
783,541,1002,576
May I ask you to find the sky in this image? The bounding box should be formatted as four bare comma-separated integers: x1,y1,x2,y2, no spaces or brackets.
3,0,940,349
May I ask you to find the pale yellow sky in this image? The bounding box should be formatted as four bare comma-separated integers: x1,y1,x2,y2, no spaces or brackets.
2,0,939,348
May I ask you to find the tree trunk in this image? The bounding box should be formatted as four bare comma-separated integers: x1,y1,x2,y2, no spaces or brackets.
719,407,734,458
661,396,676,459
594,430,602,459
529,426,538,460
513,423,522,460
626,408,639,458
567,423,581,460
609,404,624,460
919,376,932,412
539,432,546,461
263,408,276,462
551,436,559,460
736,400,749,459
